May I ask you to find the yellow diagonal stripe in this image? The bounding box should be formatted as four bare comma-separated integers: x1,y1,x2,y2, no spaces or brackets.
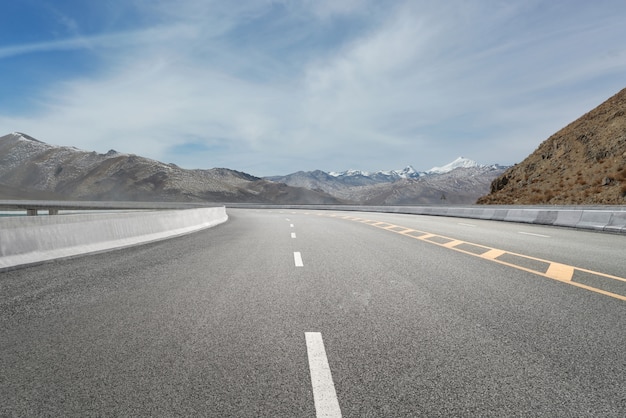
442,240,464,248
481,249,506,260
545,263,575,281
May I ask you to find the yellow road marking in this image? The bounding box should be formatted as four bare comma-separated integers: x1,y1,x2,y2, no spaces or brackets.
575,267,626,283
562,282,626,301
317,212,626,302
545,263,575,282
442,240,464,248
481,249,506,260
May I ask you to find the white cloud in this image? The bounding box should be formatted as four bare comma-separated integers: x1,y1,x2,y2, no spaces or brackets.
2,0,626,175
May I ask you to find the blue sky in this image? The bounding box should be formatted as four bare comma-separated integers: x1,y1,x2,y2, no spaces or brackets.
1,0,625,176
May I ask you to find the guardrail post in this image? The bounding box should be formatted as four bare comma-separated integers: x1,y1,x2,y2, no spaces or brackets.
26,209,38,216
49,209,59,215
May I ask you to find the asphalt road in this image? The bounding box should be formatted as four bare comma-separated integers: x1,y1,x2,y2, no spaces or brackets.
1,208,625,417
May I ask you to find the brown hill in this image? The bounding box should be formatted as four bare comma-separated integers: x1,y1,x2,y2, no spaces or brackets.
478,88,626,205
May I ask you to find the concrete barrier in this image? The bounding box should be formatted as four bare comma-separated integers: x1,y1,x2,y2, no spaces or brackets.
552,209,584,228
576,210,615,231
225,203,626,233
534,210,559,226
604,212,626,233
0,207,227,270
504,209,539,224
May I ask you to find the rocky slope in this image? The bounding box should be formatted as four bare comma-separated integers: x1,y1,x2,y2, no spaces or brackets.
478,88,626,205
0,133,342,204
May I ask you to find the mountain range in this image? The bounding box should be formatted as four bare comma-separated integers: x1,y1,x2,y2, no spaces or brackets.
266,158,507,204
0,132,505,205
0,132,341,204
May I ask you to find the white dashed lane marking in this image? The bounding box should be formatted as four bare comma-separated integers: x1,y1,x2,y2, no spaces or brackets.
518,231,550,238
305,332,342,417
294,252,304,267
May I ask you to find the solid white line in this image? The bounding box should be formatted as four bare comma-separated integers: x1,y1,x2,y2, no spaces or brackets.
305,332,342,418
458,223,476,227
518,231,550,238
294,252,304,267
291,232,297,238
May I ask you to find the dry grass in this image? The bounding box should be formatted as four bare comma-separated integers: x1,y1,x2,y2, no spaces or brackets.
478,87,626,205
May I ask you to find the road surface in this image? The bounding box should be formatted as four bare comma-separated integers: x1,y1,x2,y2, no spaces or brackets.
1,209,625,416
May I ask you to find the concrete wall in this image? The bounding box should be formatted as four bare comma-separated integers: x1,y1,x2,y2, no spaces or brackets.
226,203,626,233
388,206,626,233
0,207,227,270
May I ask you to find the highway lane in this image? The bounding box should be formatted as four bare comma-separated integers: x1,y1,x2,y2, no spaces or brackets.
316,210,626,299
321,210,626,280
1,208,625,416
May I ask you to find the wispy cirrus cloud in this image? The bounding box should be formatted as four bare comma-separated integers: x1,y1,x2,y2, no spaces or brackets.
0,24,198,59
1,0,625,175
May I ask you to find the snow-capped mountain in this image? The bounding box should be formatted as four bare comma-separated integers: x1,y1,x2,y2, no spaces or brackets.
322,157,492,179
329,165,423,181
269,157,497,186
427,157,482,174
265,158,508,204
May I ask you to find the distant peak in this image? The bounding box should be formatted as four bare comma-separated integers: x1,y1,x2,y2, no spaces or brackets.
427,157,481,174
329,169,371,177
327,165,424,180
12,132,43,143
